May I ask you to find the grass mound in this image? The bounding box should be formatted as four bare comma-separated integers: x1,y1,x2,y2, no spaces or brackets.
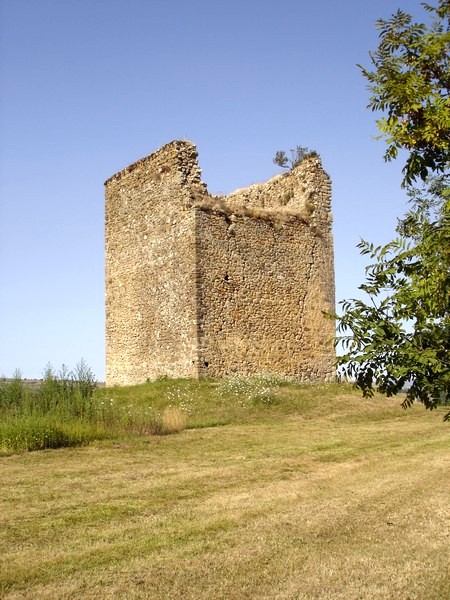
1,383,448,599
2,368,447,455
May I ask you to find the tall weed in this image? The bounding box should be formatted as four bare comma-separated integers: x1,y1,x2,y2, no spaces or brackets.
0,370,34,413
0,361,101,453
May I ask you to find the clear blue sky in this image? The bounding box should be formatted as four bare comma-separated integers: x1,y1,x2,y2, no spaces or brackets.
0,0,418,381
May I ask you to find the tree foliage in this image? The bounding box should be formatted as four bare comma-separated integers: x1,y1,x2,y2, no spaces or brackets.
337,1,450,418
359,1,450,185
337,179,450,413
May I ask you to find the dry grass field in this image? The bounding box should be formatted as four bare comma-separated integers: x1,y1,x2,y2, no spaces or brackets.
0,383,448,599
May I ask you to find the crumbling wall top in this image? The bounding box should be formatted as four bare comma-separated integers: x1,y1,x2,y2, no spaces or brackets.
104,140,205,190
105,140,331,229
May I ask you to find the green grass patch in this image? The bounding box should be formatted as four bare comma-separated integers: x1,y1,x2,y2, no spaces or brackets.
1,366,447,455
0,399,448,599
0,416,108,455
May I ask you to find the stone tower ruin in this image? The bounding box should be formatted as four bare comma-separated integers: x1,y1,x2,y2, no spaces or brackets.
105,140,335,386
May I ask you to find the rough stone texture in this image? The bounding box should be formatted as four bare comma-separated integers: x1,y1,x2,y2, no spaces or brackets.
105,140,335,386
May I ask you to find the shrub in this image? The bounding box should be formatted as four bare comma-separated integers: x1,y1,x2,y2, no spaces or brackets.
273,146,319,170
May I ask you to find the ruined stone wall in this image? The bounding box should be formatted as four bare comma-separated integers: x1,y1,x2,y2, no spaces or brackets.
105,141,205,386
192,155,335,380
105,141,335,386
194,206,334,381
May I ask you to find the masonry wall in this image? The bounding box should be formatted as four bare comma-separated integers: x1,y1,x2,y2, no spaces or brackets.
194,209,335,381
105,141,335,386
105,141,205,386
192,154,335,380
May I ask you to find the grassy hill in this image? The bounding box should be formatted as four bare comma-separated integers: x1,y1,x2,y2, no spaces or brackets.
1,379,448,598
